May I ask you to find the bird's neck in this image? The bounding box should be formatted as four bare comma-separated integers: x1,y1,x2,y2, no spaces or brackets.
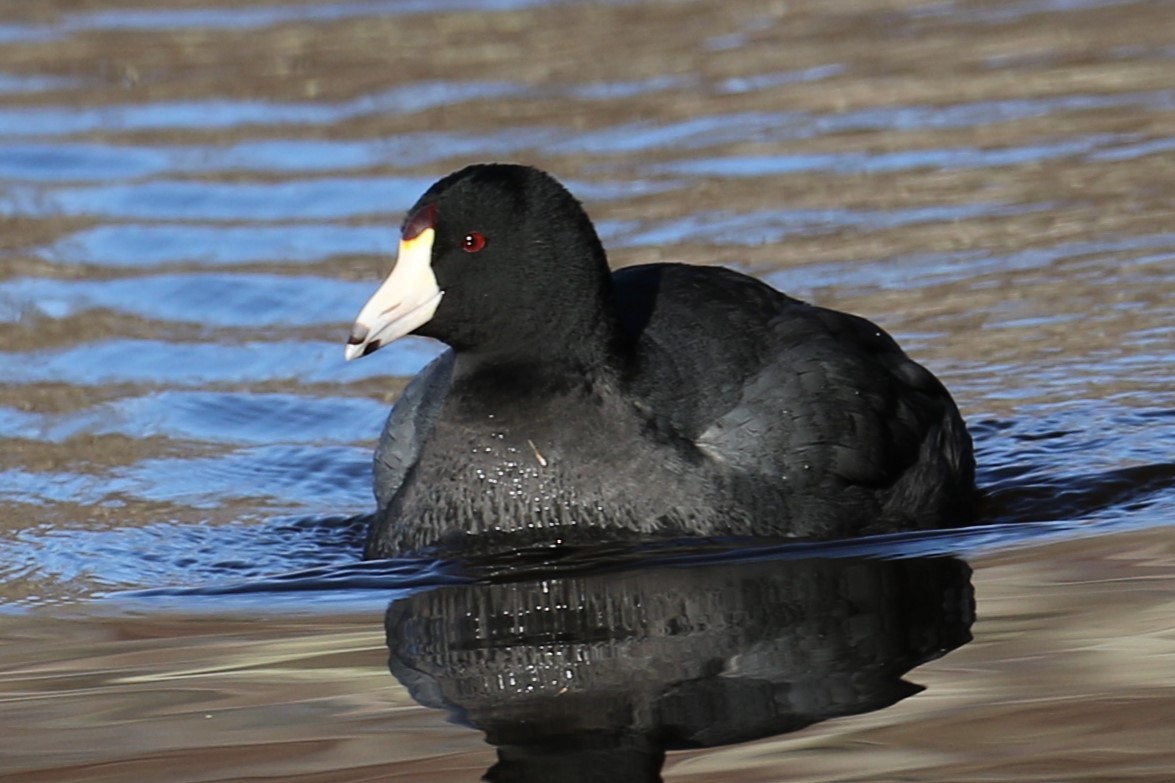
450,294,634,388
449,339,628,416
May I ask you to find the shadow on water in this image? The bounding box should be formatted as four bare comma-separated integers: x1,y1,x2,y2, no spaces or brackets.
970,411,1175,525
384,552,974,783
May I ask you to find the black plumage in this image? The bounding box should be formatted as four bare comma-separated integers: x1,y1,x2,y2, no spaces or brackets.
349,164,975,558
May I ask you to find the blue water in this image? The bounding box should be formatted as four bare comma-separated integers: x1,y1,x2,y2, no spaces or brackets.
0,0,1172,616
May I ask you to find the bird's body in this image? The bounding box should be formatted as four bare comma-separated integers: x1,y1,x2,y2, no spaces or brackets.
346,165,976,558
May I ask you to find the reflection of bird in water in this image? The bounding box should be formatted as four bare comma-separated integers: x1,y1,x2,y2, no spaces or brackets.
385,553,974,782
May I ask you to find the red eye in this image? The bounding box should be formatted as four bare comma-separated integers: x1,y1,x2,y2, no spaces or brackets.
462,232,487,253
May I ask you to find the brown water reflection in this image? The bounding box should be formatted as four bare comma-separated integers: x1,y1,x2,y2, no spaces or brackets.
2,529,1173,782
1,0,1173,779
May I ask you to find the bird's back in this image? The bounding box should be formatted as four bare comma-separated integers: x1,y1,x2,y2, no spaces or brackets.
615,263,976,531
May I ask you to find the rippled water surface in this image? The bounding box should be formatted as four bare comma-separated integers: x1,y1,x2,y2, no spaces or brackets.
1,0,1173,780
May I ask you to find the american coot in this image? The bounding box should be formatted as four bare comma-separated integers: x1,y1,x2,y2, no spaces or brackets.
346,164,975,559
